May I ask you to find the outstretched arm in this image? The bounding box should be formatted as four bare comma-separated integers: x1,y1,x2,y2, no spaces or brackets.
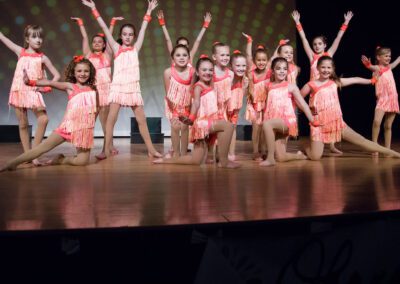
242,32,253,71
361,55,380,72
134,0,158,52
327,11,353,56
157,10,173,54
300,82,312,98
340,76,375,87
23,69,71,91
71,17,91,56
106,16,124,56
82,0,119,54
0,31,22,56
190,12,212,59
291,10,314,62
390,56,400,70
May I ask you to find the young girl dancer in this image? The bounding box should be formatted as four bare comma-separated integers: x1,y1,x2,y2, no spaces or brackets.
227,50,248,161
82,0,162,158
153,56,240,168
242,33,269,160
163,44,195,158
1,57,98,171
301,56,400,160
0,26,60,163
260,57,319,167
291,10,353,154
156,10,211,61
361,47,400,154
70,15,123,159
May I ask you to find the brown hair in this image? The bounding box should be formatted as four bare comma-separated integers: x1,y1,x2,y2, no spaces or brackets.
117,24,136,45
270,57,288,82
23,25,43,49
64,58,97,91
317,56,341,86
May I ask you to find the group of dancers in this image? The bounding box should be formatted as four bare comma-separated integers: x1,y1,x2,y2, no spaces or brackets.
1,0,400,172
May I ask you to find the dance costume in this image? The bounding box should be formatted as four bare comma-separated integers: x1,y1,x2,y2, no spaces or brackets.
54,84,97,149
375,66,399,113
227,80,244,124
310,52,329,81
165,65,195,120
213,68,232,120
264,81,298,137
109,46,143,106
190,82,218,143
287,63,299,84
88,52,111,107
245,69,270,125
9,49,46,109
308,80,346,143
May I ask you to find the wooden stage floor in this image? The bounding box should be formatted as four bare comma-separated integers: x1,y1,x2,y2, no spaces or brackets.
1,138,400,232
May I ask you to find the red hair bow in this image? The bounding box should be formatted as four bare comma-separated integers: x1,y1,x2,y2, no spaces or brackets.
97,33,105,37
233,50,241,54
279,39,289,46
73,55,84,63
200,54,209,59
257,45,265,50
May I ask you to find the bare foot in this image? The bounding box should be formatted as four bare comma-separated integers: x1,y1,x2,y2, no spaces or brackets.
148,151,163,158
32,159,43,166
218,161,241,169
372,152,379,157
111,148,119,155
253,153,262,162
296,151,308,160
205,157,215,164
152,158,164,164
228,154,236,161
259,159,276,167
95,152,107,160
329,145,343,155
44,154,65,166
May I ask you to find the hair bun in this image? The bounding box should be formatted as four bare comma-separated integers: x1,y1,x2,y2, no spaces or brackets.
233,50,241,54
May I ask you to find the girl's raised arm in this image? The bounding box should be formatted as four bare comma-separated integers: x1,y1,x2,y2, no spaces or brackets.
71,17,91,56
0,31,22,56
361,55,380,72
81,0,120,54
291,10,314,62
327,11,353,56
242,32,253,72
190,12,212,59
390,56,400,70
134,0,159,52
157,10,173,54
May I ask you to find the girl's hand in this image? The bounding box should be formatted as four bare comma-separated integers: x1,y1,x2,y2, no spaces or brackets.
70,17,82,22
204,12,212,23
242,32,252,42
344,11,353,24
361,55,372,68
112,16,124,21
179,116,194,126
23,69,29,85
157,10,164,19
291,10,300,23
147,0,158,13
81,0,96,9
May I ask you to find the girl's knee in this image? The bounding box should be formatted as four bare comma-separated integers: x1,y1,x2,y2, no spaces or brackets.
37,115,49,126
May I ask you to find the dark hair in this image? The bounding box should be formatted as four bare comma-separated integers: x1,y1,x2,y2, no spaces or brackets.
64,58,97,91
171,44,190,58
194,57,213,83
176,36,190,46
212,42,228,55
117,24,136,45
270,57,288,82
316,56,341,86
253,44,268,63
23,25,43,49
312,36,328,46
91,34,107,52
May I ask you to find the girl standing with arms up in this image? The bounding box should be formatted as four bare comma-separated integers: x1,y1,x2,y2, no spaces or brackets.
163,45,195,158
362,47,400,154
70,16,123,159
301,56,400,160
157,10,211,61
82,0,162,158
154,56,240,168
0,26,60,163
1,57,98,171
291,10,353,154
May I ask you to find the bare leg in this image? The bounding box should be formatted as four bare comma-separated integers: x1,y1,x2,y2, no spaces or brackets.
14,108,30,153
96,105,110,159
342,125,400,158
252,123,262,160
61,148,91,166
180,124,189,156
104,103,120,157
170,120,181,158
275,138,307,162
372,109,385,156
132,106,162,158
32,109,48,148
210,121,240,168
154,141,206,165
260,119,288,167
305,140,325,161
384,113,396,149
1,133,65,171
329,142,343,154
228,125,237,160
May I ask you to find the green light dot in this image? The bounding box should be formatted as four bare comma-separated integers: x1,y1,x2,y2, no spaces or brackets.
181,19,189,26
227,2,235,9
278,34,285,40
239,15,247,22
236,22,245,31
31,6,41,15
276,3,284,12
144,48,152,56
156,47,165,56
136,1,144,10
265,26,273,34
223,18,232,26
206,33,214,40
145,58,154,65
47,31,56,40
121,3,130,12
231,39,239,47
242,6,250,13
180,28,189,36
196,3,205,10
252,19,261,28
167,1,175,8
221,27,230,35
181,1,190,9
105,6,114,16
8,60,17,69
220,35,227,43
211,5,219,14
262,0,270,3
46,0,57,7
225,9,234,17
1,27,10,35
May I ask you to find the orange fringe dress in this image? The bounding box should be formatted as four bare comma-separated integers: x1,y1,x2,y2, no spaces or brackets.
264,81,298,137
54,85,97,149
245,69,270,125
308,80,346,143
9,49,46,110
213,68,232,120
165,65,195,120
375,66,399,113
109,46,143,106
190,82,219,143
227,80,244,124
88,52,111,107
310,52,330,81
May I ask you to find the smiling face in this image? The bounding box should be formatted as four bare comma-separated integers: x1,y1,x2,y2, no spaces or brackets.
272,60,288,82
279,45,294,63
213,46,230,67
231,56,247,77
172,47,190,68
254,51,268,71
197,60,214,83
312,37,327,54
74,63,91,85
120,26,135,46
92,36,106,52
376,51,391,66
317,59,334,80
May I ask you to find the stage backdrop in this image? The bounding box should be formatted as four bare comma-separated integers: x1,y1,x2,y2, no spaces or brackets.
0,0,295,136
